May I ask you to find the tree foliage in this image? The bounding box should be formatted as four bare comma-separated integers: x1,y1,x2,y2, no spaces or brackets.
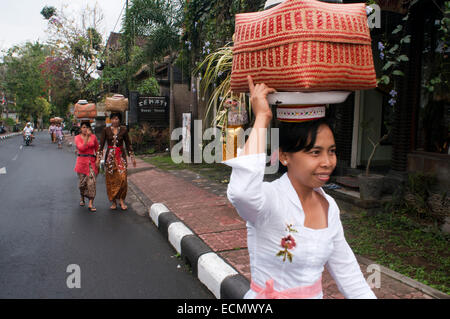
182,0,265,69
1,42,50,121
42,4,104,97
40,6,56,20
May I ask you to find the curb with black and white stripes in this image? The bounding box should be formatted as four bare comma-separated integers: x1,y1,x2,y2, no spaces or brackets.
0,132,21,140
149,203,250,299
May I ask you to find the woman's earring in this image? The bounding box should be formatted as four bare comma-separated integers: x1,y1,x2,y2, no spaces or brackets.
284,161,287,165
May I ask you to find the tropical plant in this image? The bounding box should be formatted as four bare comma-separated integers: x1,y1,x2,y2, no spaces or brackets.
123,0,184,148
194,43,236,129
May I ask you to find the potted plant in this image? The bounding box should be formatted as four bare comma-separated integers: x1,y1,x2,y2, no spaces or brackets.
357,126,389,200
357,1,417,200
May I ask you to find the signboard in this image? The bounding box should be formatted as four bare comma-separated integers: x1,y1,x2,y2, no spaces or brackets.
138,96,169,127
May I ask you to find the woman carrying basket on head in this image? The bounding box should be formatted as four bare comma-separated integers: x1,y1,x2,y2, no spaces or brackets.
74,121,99,212
97,112,136,211
224,76,376,299
49,121,56,143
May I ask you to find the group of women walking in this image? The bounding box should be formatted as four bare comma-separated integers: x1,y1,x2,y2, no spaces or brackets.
48,122,64,148
74,112,136,212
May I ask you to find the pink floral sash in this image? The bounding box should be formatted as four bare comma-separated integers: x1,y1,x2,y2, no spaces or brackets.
251,276,322,299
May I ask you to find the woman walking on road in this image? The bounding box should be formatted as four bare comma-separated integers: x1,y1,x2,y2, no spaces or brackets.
49,122,56,143
224,76,376,299
55,122,64,149
74,121,99,212
98,112,136,211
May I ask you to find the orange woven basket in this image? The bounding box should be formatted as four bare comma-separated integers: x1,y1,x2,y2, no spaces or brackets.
230,0,377,93
105,94,128,112
74,101,97,119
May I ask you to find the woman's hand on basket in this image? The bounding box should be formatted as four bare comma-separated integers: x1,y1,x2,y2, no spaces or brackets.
247,75,276,121
241,76,276,156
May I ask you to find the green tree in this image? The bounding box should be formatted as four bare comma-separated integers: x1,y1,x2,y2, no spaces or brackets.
2,42,50,123
136,77,160,96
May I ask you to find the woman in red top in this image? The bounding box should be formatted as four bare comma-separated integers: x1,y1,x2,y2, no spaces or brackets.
74,121,99,212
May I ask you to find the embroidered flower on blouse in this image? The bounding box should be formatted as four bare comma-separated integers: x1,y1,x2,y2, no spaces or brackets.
276,224,298,263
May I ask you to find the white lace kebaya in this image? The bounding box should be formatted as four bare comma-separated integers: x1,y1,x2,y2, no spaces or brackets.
224,152,376,299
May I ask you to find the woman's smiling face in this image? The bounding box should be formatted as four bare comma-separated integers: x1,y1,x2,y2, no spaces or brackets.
280,124,337,189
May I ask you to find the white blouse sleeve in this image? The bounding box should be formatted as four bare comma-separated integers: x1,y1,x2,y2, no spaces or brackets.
326,207,377,299
223,152,276,226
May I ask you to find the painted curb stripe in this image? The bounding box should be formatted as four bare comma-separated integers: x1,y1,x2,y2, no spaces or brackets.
149,203,170,227
198,252,238,299
146,202,250,299
180,235,213,276
168,222,193,254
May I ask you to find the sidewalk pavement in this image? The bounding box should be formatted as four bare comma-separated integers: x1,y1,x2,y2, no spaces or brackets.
127,157,447,299
0,132,21,140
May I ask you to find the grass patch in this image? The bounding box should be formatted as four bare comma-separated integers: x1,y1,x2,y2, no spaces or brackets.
342,210,450,295
140,153,232,184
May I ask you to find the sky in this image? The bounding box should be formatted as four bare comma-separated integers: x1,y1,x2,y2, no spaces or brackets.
0,0,126,54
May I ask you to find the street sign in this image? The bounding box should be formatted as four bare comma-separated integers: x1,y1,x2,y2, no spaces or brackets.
138,96,169,127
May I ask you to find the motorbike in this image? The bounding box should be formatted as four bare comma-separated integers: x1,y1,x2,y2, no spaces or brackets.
24,133,32,146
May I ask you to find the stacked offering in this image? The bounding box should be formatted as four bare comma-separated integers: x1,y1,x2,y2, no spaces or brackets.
105,94,128,112
74,100,97,120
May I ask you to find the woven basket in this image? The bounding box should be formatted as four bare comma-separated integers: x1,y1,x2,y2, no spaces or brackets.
74,100,97,119
230,0,377,93
105,94,128,112
53,117,63,124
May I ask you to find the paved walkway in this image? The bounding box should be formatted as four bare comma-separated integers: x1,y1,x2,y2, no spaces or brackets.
128,157,439,299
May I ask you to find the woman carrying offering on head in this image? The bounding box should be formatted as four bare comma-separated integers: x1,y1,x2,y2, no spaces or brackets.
55,122,64,149
97,112,136,211
74,121,99,212
224,76,376,299
49,122,56,143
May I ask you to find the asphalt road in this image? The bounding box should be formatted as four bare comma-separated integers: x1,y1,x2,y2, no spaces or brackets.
0,132,213,299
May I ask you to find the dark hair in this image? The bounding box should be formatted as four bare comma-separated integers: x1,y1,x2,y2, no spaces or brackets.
80,121,91,128
278,118,334,153
110,112,122,123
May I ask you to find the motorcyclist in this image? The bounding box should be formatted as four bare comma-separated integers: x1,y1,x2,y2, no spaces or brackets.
23,122,34,144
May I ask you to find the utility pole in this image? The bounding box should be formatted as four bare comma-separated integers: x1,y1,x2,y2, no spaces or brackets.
125,0,130,128
125,0,130,97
